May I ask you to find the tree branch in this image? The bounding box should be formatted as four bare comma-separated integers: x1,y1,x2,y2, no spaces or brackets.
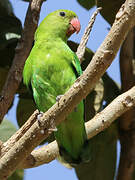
19,141,59,169
1,110,39,156
0,0,135,178
117,28,135,180
119,29,135,130
0,0,43,123
18,86,135,169
76,7,102,63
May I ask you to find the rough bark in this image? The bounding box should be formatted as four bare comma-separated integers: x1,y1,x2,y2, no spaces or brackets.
0,0,43,123
117,28,135,180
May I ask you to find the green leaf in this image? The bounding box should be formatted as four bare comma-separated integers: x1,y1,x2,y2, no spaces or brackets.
76,0,95,10
0,119,17,142
0,3,22,110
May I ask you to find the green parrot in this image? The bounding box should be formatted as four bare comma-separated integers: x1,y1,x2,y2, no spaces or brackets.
23,9,89,165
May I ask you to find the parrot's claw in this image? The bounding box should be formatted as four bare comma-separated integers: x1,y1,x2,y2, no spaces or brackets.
48,127,58,134
56,95,64,106
37,111,44,126
48,118,58,134
56,95,64,102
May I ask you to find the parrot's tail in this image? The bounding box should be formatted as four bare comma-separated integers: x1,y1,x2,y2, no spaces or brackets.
57,140,91,168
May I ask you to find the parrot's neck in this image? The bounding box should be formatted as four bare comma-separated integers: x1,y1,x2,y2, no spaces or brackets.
35,21,70,43
35,31,68,43
36,35,68,44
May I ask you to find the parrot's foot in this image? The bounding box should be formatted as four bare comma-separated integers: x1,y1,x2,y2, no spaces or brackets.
56,95,64,106
48,118,57,134
56,95,64,102
37,111,44,126
37,111,57,133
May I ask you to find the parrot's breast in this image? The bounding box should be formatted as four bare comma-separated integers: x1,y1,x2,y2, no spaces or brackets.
23,39,87,164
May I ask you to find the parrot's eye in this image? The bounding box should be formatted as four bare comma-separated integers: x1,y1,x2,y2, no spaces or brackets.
59,11,66,17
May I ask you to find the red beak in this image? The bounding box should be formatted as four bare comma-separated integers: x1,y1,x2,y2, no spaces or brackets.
70,17,81,34
66,17,81,37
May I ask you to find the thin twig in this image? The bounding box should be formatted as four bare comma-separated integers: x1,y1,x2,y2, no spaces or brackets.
0,0,43,123
76,7,102,63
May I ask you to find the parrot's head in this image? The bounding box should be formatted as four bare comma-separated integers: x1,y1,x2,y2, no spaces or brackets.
35,9,81,41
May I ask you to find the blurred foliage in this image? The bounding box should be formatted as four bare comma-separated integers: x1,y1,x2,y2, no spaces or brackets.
0,0,13,16
0,0,22,68
8,169,24,180
17,94,37,127
0,0,22,91
96,0,125,25
0,119,24,180
0,15,21,68
76,0,124,25
0,0,24,96
102,72,120,104
0,1,23,179
76,0,95,10
0,119,17,142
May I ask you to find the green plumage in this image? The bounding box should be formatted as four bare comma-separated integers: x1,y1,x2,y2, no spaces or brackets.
23,9,88,165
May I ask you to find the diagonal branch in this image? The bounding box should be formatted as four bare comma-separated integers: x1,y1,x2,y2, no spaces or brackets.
18,86,135,169
0,0,135,178
0,0,43,123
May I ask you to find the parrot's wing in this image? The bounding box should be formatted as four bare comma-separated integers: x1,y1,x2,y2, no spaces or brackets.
23,55,33,91
71,54,82,77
